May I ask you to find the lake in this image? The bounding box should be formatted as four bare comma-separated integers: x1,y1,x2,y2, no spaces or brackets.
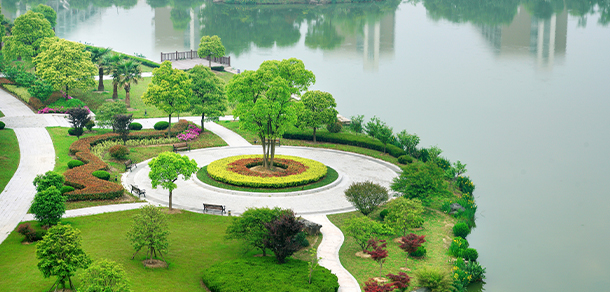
2,0,610,290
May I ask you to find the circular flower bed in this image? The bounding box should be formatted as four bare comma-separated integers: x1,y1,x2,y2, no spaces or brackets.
207,155,327,188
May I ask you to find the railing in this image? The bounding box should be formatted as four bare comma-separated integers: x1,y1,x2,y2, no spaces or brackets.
160,50,231,67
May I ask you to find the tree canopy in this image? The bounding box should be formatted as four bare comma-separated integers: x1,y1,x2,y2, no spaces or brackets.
384,197,424,237
148,152,198,210
127,205,169,262
142,61,192,137
296,90,338,142
188,65,227,130
86,46,112,91
30,186,65,227
225,207,287,256
197,35,226,67
34,38,97,94
78,259,132,292
226,58,315,170
115,60,142,108
2,10,54,62
32,4,57,28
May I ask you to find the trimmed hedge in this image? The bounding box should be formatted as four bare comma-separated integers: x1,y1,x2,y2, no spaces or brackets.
60,185,75,194
283,129,406,158
0,121,4,130
92,170,110,180
128,122,142,130
203,257,339,292
154,121,169,130
206,155,327,188
67,160,84,169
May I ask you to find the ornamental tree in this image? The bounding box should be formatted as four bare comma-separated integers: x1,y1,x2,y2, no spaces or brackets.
32,4,57,28
96,101,127,130
78,259,132,292
399,233,426,267
67,107,92,139
296,90,338,142
30,186,65,227
365,238,389,278
33,170,64,192
142,61,192,138
113,114,134,145
365,116,393,154
127,205,169,261
391,162,449,204
3,10,54,62
396,130,420,157
384,197,425,237
36,224,91,291
263,210,304,264
34,38,97,95
148,152,198,210
115,59,142,108
345,216,394,252
344,181,389,216
86,46,112,91
188,65,227,130
197,35,225,67
363,279,393,292
386,272,411,292
226,58,315,170
225,207,286,256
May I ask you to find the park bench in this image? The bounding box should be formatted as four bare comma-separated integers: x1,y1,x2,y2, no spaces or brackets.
124,159,136,172
252,138,281,147
130,184,146,198
173,142,190,152
203,203,226,215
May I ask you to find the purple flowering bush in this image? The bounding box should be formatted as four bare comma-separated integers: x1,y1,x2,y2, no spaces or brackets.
176,124,203,141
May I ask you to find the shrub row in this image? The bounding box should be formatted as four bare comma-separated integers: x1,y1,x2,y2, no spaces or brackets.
65,121,190,201
282,129,406,158
202,257,339,292
206,155,327,188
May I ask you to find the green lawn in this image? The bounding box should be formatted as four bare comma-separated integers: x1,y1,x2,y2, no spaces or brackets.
0,129,20,193
0,110,4,117
46,127,114,174
327,209,456,288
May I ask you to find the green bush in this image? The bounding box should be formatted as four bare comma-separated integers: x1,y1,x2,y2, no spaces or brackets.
294,231,309,247
203,257,339,292
68,128,84,136
418,148,430,162
128,122,142,130
154,121,169,130
415,267,455,292
452,222,471,239
67,160,84,169
448,237,469,257
456,176,475,195
283,128,406,158
0,121,4,130
398,155,413,164
85,120,95,131
409,245,427,257
27,79,54,102
109,145,129,160
379,209,389,221
60,185,75,194
17,223,39,242
48,98,87,109
344,181,388,216
390,161,450,204
326,121,342,133
211,66,225,71
92,170,110,181
462,248,479,262
435,156,451,170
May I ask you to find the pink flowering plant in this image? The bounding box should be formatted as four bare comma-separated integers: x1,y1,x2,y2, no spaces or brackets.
60,90,74,100
176,124,203,141
38,106,90,114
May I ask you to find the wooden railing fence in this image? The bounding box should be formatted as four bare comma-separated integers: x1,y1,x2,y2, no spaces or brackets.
160,50,231,67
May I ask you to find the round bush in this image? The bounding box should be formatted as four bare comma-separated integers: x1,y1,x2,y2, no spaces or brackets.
436,157,451,170
462,248,479,262
453,222,471,239
379,209,389,221
326,121,342,133
60,185,75,194
109,145,129,160
92,170,110,181
85,120,95,131
398,155,414,164
0,121,5,130
129,122,142,130
344,181,388,216
68,128,83,136
449,237,469,257
409,245,427,257
67,160,84,169
294,231,309,247
154,121,169,130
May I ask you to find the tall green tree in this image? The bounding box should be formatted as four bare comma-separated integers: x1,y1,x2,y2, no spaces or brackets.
127,205,169,262
225,207,287,256
226,58,315,170
32,4,57,28
2,10,54,62
30,186,65,227
142,61,192,137
103,54,124,99
197,35,226,67
33,170,64,192
36,224,91,291
384,197,424,237
296,90,338,142
188,65,227,130
115,60,142,108
148,152,198,210
86,46,112,91
34,38,96,95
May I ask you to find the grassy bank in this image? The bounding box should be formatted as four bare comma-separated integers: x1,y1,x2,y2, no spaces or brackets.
0,129,20,193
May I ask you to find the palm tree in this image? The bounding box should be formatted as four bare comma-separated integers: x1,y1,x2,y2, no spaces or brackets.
116,60,142,108
103,54,123,99
86,47,112,91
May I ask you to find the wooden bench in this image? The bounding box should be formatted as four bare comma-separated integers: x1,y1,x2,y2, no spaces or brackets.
252,138,281,147
173,142,190,152
130,184,146,198
124,159,136,172
203,203,226,215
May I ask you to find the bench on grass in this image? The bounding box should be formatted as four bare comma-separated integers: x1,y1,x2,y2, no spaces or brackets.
252,138,281,147
173,142,190,152
124,159,136,172
130,184,146,198
203,203,226,215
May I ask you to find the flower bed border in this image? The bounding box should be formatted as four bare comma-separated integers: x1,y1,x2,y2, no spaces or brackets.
207,155,327,188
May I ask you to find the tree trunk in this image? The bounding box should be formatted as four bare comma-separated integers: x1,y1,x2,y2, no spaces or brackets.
313,127,317,143
125,85,131,108
201,113,205,131
112,81,118,99
169,189,173,210
167,114,172,138
261,136,268,169
208,55,212,67
270,138,276,171
98,67,104,91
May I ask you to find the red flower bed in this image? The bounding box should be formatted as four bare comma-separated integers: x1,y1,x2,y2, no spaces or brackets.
227,158,307,178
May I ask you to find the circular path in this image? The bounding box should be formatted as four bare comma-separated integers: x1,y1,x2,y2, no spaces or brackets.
123,145,401,215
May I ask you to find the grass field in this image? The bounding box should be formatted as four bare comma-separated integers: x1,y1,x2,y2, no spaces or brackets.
46,127,114,174
327,209,456,288
0,129,20,194
0,110,4,117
